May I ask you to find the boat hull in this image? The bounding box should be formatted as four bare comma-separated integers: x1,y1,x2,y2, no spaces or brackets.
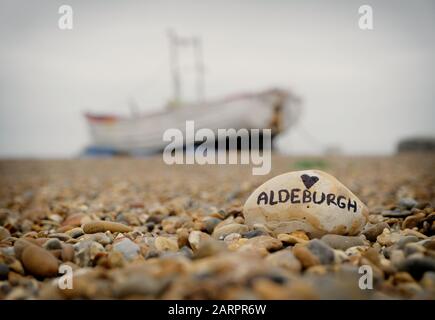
84,89,300,154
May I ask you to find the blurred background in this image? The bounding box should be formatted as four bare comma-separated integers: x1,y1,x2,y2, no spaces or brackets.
0,0,434,157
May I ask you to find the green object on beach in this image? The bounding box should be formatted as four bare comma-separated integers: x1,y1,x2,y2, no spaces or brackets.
294,159,328,170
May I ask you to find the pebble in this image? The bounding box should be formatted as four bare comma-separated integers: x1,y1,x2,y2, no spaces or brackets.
243,170,368,237
399,198,418,209
376,229,401,246
362,222,389,242
396,282,423,297
113,238,140,261
48,214,63,223
403,243,426,256
251,223,273,235
277,231,309,245
5,287,30,300
265,250,302,273
61,244,75,262
212,223,249,239
227,238,249,251
48,233,71,241
244,235,283,252
154,236,179,252
107,250,126,268
306,239,335,264
0,227,11,241
250,278,288,299
66,227,85,238
333,249,349,264
116,211,141,226
188,231,212,251
397,236,419,249
43,238,63,250
193,238,226,258
162,216,189,234
61,213,86,227
292,245,320,268
420,239,435,250
203,217,222,234
13,238,40,260
112,273,166,298
401,229,428,239
393,271,415,284
242,229,268,239
390,249,406,268
0,263,9,280
420,271,435,290
21,245,59,278
381,210,412,218
402,212,426,229
176,228,189,248
320,234,366,250
397,257,435,280
82,233,113,245
82,221,132,234
223,233,242,243
89,241,106,260
179,246,194,259
35,238,50,246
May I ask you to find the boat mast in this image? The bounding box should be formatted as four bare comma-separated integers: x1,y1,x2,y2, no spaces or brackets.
193,37,205,103
167,29,205,106
167,29,181,106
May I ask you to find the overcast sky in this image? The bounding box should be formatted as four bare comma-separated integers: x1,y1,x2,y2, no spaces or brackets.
0,0,434,157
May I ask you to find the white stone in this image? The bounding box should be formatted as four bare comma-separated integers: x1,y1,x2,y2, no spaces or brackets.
113,237,140,260
188,231,211,251
243,170,368,237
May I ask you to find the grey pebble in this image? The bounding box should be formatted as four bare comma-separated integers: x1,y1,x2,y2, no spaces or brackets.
43,238,63,250
307,239,335,265
381,210,412,218
145,222,155,232
397,257,435,280
203,217,222,234
320,234,365,250
82,233,112,245
403,243,426,256
362,222,389,242
0,263,9,280
67,227,84,239
242,229,267,239
113,238,140,261
399,198,418,210
179,246,194,259
265,250,301,273
397,236,419,249
145,250,160,259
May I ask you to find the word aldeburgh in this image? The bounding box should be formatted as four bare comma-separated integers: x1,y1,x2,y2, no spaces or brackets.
257,188,358,213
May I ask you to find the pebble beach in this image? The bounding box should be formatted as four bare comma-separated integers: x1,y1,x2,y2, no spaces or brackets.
0,154,434,299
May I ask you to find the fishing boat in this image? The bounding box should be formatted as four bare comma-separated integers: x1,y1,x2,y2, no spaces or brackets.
83,32,301,155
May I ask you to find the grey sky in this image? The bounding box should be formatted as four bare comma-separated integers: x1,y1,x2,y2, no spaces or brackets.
0,0,434,157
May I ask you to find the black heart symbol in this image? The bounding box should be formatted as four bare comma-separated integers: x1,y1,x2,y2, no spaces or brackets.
300,174,319,189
